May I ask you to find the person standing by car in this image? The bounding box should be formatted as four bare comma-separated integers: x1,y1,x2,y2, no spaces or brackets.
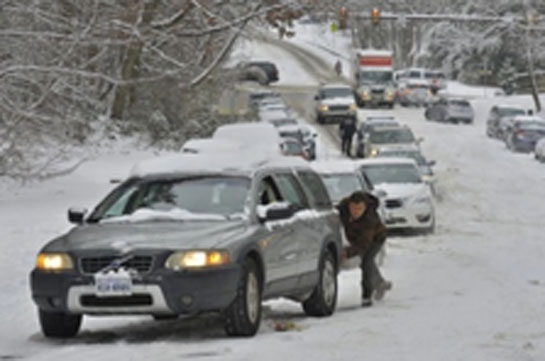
340,118,356,157
334,59,343,77
337,191,392,306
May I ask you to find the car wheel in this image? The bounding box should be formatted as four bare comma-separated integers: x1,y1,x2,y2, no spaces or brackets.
424,110,431,120
302,248,337,317
224,257,262,337
39,308,82,338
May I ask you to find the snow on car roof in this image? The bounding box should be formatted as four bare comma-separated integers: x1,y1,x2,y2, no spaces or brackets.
321,83,352,89
277,124,302,132
311,159,361,174
130,152,312,178
496,104,526,110
355,157,417,167
214,122,281,143
512,115,544,122
181,138,243,154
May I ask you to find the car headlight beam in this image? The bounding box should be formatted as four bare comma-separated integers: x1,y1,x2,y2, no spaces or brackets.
165,250,230,270
36,253,74,271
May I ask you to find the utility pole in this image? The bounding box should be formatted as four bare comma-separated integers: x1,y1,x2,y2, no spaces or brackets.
525,10,541,111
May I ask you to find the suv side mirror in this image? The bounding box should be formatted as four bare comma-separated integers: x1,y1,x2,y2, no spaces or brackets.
428,160,436,167
68,207,87,224
416,137,424,144
314,95,320,101
257,202,295,222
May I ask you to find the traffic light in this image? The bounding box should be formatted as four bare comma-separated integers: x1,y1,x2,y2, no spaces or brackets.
371,8,380,25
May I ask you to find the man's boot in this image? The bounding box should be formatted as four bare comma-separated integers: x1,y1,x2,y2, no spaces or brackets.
374,280,393,301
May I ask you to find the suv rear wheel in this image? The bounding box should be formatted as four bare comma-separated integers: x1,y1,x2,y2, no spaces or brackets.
39,309,82,338
302,248,337,317
224,258,262,337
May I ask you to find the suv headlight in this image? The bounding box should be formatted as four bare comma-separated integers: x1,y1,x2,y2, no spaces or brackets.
369,147,379,157
165,250,230,270
349,103,357,111
36,253,74,271
361,90,370,99
319,104,328,112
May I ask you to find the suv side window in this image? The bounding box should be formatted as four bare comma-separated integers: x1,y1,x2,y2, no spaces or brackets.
273,173,308,210
297,171,332,210
257,176,282,205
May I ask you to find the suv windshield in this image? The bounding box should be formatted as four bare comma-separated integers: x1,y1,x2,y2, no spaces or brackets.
362,164,422,184
370,128,415,144
321,173,363,202
90,176,250,222
322,88,353,98
359,71,393,84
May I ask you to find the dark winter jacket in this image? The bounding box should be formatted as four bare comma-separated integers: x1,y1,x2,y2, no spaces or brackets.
340,119,356,140
336,192,387,257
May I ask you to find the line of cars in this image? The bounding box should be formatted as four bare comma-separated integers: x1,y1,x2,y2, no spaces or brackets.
486,104,545,160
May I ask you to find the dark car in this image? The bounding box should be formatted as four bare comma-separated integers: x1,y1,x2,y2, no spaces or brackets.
355,116,399,157
486,105,526,139
505,116,545,152
239,61,279,85
30,155,341,338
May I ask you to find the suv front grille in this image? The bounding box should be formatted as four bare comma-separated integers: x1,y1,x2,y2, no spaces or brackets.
385,199,403,209
329,105,350,112
372,89,384,95
80,255,153,274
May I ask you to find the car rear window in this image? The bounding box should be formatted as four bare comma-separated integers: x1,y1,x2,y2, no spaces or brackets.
449,100,470,107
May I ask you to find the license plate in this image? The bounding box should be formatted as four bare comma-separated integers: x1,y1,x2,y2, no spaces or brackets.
94,269,133,297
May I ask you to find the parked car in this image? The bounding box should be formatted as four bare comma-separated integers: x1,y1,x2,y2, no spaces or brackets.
249,89,281,107
362,125,422,158
486,105,526,139
397,79,432,107
374,149,437,192
356,158,435,232
534,137,545,162
280,137,310,160
504,116,545,152
30,154,342,338
311,160,374,205
314,83,358,124
277,124,317,160
425,98,474,124
355,116,400,157
238,61,279,85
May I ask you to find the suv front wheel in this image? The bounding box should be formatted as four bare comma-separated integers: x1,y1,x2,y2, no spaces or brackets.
223,258,262,337
302,248,337,317
39,309,82,338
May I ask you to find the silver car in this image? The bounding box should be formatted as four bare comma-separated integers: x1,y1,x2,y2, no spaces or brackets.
30,154,342,338
425,98,474,124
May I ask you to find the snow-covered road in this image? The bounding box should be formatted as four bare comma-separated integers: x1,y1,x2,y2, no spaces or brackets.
1,28,545,361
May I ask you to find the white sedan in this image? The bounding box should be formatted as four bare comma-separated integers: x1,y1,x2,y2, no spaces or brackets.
356,158,435,233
